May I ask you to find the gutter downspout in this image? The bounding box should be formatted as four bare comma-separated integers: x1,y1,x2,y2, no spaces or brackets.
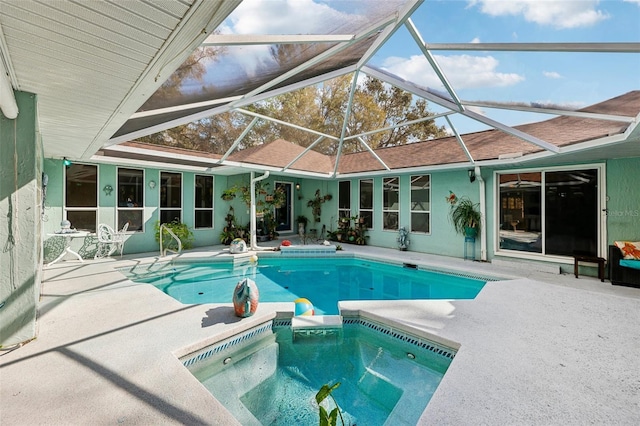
250,171,270,250
475,166,487,261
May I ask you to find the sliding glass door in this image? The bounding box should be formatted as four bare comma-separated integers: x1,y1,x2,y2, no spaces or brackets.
498,167,600,257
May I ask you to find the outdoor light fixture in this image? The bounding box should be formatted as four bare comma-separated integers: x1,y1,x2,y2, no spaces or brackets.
296,183,300,190
148,180,156,189
63,157,72,167
468,169,476,183
103,184,113,196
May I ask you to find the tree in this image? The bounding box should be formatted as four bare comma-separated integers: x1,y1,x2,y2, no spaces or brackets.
138,69,448,155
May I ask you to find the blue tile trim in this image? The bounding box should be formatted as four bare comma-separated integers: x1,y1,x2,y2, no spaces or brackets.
181,316,457,367
274,316,456,360
341,316,457,360
181,321,273,368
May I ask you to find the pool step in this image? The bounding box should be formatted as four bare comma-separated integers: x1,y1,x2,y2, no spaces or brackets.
291,315,343,338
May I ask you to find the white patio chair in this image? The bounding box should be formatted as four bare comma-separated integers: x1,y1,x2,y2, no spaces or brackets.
94,222,129,259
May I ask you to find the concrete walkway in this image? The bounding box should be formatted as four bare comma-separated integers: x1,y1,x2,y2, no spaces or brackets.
1,244,638,425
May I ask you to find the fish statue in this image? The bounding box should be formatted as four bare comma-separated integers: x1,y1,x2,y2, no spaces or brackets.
233,278,259,317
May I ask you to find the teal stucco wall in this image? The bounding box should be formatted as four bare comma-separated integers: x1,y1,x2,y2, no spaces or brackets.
606,157,640,243
0,91,41,347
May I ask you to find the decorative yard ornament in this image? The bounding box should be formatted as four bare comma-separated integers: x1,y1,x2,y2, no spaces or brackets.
233,278,259,317
229,238,247,254
397,227,410,251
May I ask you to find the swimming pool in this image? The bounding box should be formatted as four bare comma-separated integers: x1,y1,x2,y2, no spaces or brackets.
182,315,455,425
122,257,489,315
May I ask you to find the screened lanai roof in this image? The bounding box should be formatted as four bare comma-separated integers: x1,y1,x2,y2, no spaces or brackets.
100,90,640,177
102,0,640,177
4,0,635,172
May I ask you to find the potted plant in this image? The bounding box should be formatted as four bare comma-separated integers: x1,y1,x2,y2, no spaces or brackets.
221,186,237,201
448,195,481,237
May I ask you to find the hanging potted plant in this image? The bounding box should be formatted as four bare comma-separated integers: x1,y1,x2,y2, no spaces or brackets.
221,186,237,201
447,192,481,238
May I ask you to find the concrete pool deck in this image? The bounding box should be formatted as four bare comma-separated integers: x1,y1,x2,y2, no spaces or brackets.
1,243,639,425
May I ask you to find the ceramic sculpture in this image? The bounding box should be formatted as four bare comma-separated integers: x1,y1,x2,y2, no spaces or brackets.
233,278,259,317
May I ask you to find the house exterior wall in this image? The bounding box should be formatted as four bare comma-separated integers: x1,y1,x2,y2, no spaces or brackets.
40,155,640,280
40,167,307,254
606,157,640,243
0,91,42,347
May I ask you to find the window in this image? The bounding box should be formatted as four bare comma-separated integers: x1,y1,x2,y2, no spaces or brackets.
65,163,97,232
410,175,430,233
498,167,600,257
160,171,182,224
359,179,373,228
195,174,214,229
382,177,399,230
338,180,351,219
117,168,144,232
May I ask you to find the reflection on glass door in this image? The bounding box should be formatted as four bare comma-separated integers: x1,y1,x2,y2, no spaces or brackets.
545,170,598,256
274,182,292,232
498,168,599,257
499,172,542,253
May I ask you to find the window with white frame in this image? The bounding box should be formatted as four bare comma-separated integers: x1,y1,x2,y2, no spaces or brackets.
359,179,373,228
382,177,399,230
338,180,351,219
497,166,601,257
64,163,97,232
410,175,430,233
160,171,182,224
117,167,144,232
195,174,214,229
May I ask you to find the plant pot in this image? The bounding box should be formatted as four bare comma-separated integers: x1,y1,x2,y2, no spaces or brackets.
464,226,477,238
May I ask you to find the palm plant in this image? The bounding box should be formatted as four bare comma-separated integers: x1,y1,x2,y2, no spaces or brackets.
449,197,481,236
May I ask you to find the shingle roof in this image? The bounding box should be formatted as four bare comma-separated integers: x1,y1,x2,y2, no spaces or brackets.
114,91,639,174
227,139,334,174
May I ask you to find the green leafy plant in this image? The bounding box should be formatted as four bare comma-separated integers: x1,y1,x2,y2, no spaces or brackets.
448,195,481,236
221,187,237,201
154,219,194,249
316,382,344,426
307,189,332,222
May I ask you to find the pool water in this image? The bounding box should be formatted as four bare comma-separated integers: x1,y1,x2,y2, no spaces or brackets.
122,257,487,315
184,318,454,425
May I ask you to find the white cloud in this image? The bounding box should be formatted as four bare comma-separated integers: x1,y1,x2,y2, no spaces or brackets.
227,0,362,35
382,54,524,90
623,0,640,5
471,37,481,43
218,0,368,78
543,71,562,79
469,0,609,29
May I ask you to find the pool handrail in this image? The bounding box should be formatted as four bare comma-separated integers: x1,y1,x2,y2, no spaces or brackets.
159,223,182,257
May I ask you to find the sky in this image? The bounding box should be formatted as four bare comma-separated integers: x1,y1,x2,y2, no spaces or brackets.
213,0,640,135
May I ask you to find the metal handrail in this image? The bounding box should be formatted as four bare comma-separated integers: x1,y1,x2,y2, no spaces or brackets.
159,224,182,257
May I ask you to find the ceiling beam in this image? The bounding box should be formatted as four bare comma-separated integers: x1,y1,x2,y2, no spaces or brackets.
461,100,635,123
405,18,464,112
362,65,560,153
422,42,640,53
202,34,355,46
